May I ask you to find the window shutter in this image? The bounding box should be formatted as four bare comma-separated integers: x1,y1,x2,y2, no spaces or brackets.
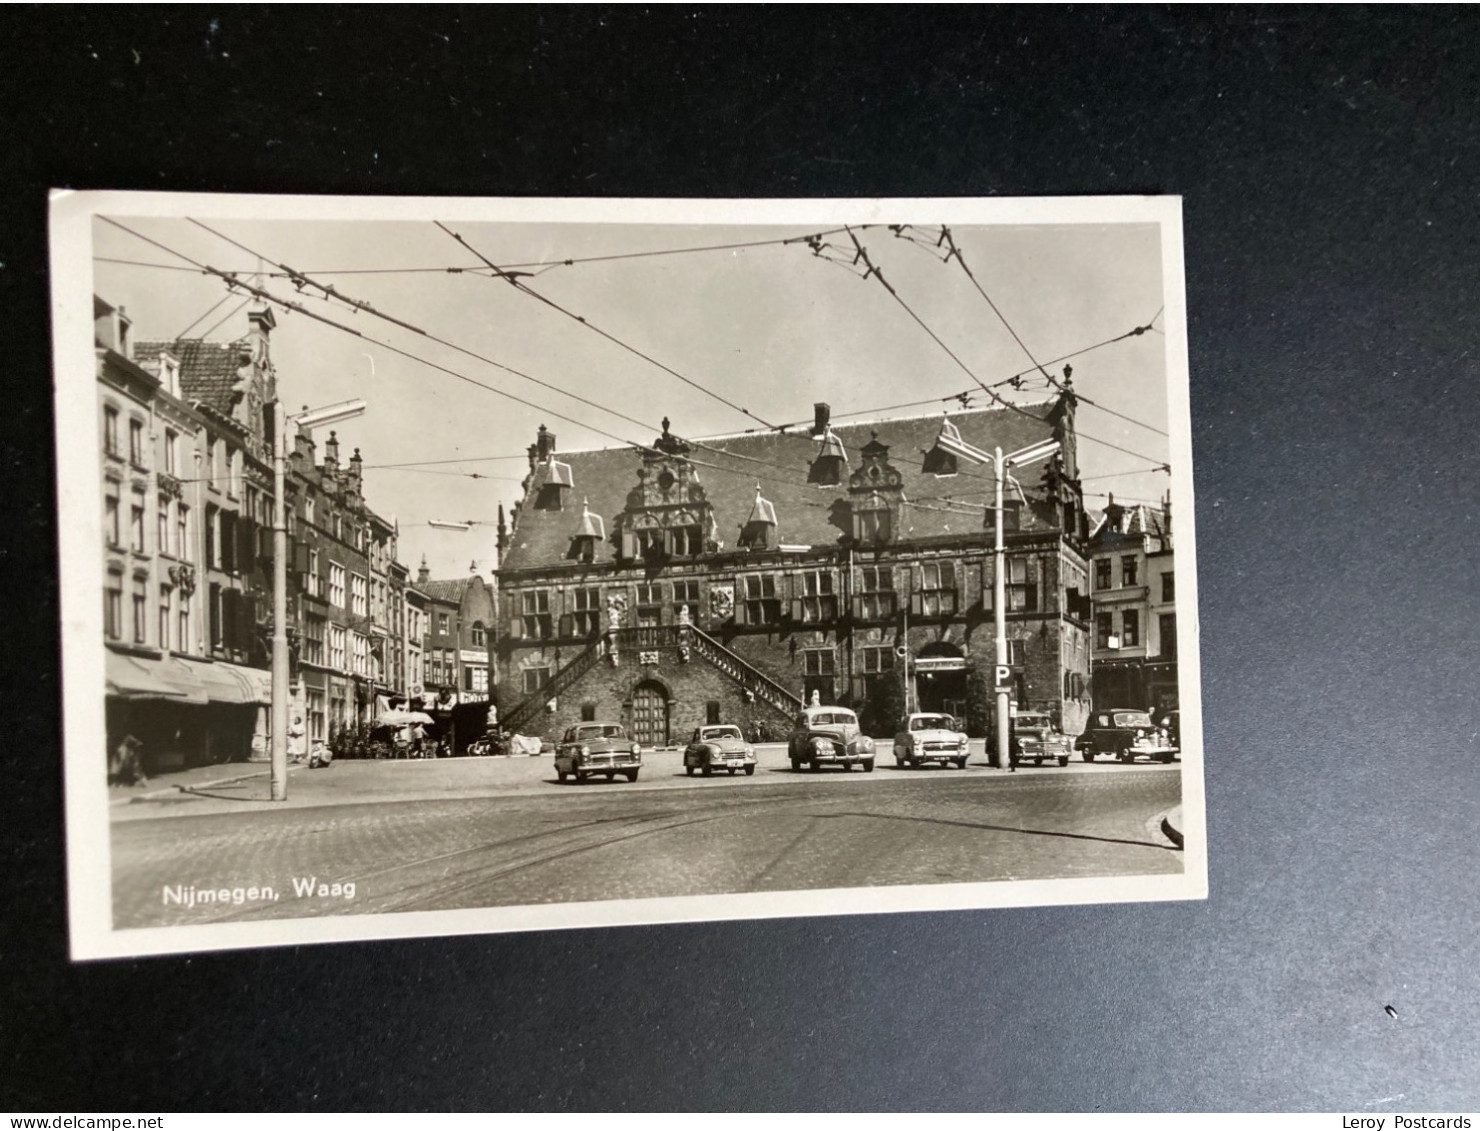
620,527,637,561
910,591,923,617
506,605,523,640
963,558,981,609
791,597,805,622
294,540,310,574
558,613,574,639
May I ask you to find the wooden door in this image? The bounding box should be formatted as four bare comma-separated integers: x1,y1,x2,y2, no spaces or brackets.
632,682,668,746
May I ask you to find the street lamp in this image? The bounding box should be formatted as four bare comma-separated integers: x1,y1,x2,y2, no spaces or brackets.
931,417,1059,769
271,397,366,801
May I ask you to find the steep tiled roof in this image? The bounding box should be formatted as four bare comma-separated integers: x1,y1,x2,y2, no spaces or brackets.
502,398,1067,572
134,337,252,415
418,578,476,605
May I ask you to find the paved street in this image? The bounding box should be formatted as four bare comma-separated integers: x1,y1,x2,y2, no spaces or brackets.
110,746,1182,929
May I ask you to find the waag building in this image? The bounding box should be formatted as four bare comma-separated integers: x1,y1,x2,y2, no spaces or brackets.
494,391,1093,745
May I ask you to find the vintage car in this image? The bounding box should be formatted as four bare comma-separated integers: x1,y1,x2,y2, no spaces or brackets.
1082,708,1178,763
788,706,876,772
683,725,758,776
892,713,969,769
1011,711,1074,767
554,722,642,783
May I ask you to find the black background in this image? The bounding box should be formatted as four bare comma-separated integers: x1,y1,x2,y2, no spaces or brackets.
3,6,1478,1112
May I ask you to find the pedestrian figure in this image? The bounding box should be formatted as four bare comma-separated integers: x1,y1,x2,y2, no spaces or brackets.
110,734,148,786
288,714,306,764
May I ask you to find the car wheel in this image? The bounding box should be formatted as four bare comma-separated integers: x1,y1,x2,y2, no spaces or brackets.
626,770,639,783
955,757,968,770
1083,751,1096,762
1058,755,1070,767
744,765,755,776
864,759,875,773
574,770,587,784
728,767,737,776
810,760,822,773
790,758,802,772
702,764,712,777
685,765,696,776
1157,752,1174,764
605,772,615,781
557,768,568,782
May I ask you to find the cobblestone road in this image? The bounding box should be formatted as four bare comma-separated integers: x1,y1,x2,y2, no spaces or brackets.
111,756,1182,929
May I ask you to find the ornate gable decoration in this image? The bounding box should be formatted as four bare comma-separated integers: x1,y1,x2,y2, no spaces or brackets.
618,418,716,561
848,431,904,545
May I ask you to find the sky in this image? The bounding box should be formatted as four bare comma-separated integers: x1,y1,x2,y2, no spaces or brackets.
91,205,1174,581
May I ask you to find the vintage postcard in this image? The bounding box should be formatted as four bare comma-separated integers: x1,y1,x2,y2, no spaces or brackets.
52,192,1205,959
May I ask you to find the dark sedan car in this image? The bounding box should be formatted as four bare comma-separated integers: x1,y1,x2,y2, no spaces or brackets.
554,722,642,783
1082,708,1177,764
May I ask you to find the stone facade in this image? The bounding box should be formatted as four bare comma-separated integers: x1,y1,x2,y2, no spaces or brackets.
496,393,1094,742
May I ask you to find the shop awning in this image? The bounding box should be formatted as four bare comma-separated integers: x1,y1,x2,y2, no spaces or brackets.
106,651,191,701
166,658,273,706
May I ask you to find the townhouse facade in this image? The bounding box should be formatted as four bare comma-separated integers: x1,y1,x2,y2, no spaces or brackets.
414,565,496,707
1086,493,1178,714
494,394,1094,744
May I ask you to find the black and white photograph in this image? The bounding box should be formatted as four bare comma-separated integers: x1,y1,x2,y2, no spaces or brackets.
54,192,1201,959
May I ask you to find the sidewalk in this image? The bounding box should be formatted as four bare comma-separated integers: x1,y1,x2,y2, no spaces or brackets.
109,760,288,807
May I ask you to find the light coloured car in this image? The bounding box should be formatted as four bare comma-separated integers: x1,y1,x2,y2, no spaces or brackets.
893,713,969,769
683,725,757,777
554,722,642,784
1012,711,1074,767
787,706,876,772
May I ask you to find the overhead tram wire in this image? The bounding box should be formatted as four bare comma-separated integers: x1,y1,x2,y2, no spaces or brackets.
931,224,1170,440
434,220,779,431
182,218,666,441
100,218,660,455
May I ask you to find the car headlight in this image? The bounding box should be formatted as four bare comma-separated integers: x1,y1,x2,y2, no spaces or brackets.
745,746,754,757
811,737,831,753
859,736,874,751
630,743,640,755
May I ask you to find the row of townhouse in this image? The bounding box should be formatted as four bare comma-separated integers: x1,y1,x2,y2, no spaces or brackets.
1085,493,1179,716
96,297,493,778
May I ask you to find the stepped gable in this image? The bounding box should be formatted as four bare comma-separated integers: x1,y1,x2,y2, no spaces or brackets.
134,337,253,415
499,399,1063,572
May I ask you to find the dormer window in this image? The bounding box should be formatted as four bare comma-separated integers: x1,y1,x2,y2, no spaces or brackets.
854,491,892,545
534,457,574,511
739,484,778,551
567,498,605,563
808,429,848,487
922,414,961,477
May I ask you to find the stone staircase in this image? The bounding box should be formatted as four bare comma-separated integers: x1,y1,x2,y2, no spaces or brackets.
501,623,804,733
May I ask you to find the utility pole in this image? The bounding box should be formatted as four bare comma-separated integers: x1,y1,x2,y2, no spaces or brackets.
932,418,1060,770
992,445,1010,771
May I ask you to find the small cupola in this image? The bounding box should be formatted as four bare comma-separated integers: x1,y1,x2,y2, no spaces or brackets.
808,428,848,486
567,498,605,562
739,483,778,551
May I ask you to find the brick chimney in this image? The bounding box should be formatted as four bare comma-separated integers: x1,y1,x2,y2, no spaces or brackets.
812,402,831,437
536,424,556,461
417,555,430,585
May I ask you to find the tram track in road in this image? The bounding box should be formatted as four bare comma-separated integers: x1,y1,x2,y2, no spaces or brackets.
118,768,1183,926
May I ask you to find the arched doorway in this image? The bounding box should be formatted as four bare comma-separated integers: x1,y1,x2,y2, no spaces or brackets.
914,641,967,718
630,679,670,747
